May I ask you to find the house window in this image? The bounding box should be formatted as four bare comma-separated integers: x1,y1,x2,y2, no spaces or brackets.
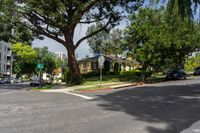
91,62,96,70
83,62,87,69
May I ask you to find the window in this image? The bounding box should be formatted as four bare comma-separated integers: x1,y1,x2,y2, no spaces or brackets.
4,55,6,61
91,62,96,69
83,63,87,69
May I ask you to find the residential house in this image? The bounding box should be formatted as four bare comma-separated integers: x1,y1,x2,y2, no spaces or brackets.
78,55,140,74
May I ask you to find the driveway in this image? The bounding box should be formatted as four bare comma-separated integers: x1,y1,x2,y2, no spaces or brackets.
0,78,200,133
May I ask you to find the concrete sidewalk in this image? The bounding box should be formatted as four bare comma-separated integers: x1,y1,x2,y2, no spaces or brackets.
41,82,141,93
180,120,200,133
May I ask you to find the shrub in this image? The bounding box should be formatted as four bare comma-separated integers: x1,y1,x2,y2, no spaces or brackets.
82,72,99,78
64,71,70,84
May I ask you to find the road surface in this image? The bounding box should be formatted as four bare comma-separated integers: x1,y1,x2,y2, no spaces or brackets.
0,78,200,133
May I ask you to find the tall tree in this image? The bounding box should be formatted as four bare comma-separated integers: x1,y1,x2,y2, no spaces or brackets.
12,42,37,76
0,0,34,43
87,26,123,55
150,0,200,19
1,0,143,84
34,47,57,75
124,8,200,80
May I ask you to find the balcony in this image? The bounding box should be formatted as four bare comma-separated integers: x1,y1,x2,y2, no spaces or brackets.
6,71,10,75
7,51,12,57
6,61,11,65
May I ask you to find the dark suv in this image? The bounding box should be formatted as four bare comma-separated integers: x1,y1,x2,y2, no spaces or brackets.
165,69,187,80
193,67,200,75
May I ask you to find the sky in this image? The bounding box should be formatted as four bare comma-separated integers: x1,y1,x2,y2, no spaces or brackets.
32,24,92,60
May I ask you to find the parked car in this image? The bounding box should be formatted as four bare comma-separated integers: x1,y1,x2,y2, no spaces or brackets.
165,69,187,80
15,78,22,83
0,78,8,84
7,78,18,84
193,67,200,75
30,77,45,86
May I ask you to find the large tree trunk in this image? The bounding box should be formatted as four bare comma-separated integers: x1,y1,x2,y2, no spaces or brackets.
141,63,147,82
64,27,83,85
66,44,83,85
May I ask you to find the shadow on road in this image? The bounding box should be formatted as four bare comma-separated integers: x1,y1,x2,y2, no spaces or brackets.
96,83,200,133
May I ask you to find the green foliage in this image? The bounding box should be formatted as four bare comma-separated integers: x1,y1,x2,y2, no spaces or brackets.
82,72,99,79
12,42,37,76
87,25,123,55
0,0,34,43
114,63,120,73
12,43,37,61
124,8,200,73
34,47,56,74
185,52,200,72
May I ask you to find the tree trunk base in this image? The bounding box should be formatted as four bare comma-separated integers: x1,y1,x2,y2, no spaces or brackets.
67,72,83,85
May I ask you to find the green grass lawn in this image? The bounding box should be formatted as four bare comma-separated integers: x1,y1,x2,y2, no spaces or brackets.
82,75,120,86
75,85,113,91
31,73,166,91
31,84,54,91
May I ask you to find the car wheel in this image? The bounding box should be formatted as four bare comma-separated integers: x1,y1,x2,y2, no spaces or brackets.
183,75,186,80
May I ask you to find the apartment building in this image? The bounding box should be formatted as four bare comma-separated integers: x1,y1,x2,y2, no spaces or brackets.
0,40,12,77
54,52,67,61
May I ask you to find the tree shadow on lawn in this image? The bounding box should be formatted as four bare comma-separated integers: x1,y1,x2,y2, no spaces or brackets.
96,83,200,133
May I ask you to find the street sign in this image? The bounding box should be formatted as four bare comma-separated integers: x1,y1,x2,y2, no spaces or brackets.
98,55,105,87
98,55,105,68
37,63,44,69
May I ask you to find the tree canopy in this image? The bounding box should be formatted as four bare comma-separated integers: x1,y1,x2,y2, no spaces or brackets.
87,24,123,55
124,7,200,75
12,42,37,76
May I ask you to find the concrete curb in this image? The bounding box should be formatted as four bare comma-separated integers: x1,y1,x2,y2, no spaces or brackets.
77,82,145,92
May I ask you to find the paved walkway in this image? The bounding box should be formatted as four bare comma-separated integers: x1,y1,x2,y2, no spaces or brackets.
181,121,200,133
44,82,135,92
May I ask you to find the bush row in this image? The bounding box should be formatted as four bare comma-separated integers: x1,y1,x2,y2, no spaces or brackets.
81,70,152,79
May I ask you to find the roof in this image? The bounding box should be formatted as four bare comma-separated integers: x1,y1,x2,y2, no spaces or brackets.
78,55,140,65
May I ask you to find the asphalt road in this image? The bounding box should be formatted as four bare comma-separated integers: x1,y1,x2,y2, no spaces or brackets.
0,78,200,133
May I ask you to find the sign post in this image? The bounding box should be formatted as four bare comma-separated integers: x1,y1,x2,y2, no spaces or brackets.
98,55,105,87
37,63,44,86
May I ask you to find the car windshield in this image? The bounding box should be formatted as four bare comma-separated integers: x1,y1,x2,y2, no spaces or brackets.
33,77,40,80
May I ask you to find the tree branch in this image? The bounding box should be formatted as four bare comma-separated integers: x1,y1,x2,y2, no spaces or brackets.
80,0,99,13
23,13,66,45
79,14,110,24
21,20,66,46
75,16,112,48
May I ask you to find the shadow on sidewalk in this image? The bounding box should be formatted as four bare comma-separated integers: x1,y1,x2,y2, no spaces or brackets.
96,83,200,133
